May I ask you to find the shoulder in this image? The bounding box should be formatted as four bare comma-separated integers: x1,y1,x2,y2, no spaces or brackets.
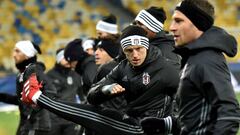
189,49,226,69
23,63,43,82
71,70,81,78
24,63,37,75
46,68,60,80
100,60,118,71
161,59,180,79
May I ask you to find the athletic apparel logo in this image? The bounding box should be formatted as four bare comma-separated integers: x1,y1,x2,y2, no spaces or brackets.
133,38,140,45
142,72,150,85
53,79,60,84
180,64,187,79
67,76,73,85
19,73,24,82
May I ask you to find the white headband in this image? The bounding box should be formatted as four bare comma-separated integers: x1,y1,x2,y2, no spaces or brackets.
56,50,64,63
96,20,118,34
82,39,94,52
120,35,149,50
135,10,164,33
15,40,38,58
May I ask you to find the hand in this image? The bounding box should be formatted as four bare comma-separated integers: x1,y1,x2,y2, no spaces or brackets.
21,73,42,105
140,116,173,135
111,84,125,94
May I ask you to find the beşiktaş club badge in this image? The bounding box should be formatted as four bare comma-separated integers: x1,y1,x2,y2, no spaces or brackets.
133,38,140,45
67,76,73,85
142,72,150,85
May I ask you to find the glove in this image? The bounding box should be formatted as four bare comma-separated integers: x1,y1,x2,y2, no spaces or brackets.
21,73,42,105
140,116,173,135
102,83,117,95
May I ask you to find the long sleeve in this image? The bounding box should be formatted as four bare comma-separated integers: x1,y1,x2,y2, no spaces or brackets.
0,93,19,105
199,63,240,134
87,64,122,105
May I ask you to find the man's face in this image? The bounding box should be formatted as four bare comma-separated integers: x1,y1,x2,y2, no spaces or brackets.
60,58,71,68
135,21,155,39
123,45,147,67
97,30,111,39
95,48,113,65
86,48,94,56
169,10,202,47
12,47,28,64
69,61,78,69
60,58,78,69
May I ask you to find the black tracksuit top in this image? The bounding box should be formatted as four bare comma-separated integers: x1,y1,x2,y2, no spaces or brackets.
175,26,240,135
88,45,180,119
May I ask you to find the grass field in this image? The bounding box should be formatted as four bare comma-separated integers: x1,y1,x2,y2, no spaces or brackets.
0,111,19,135
0,94,240,135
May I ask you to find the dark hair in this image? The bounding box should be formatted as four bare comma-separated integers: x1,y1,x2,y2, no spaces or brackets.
120,25,147,40
184,0,215,19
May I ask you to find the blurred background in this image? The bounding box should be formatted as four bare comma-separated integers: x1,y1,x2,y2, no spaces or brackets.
0,0,239,135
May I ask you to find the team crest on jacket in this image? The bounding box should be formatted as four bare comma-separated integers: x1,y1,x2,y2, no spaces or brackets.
67,76,73,85
142,72,150,85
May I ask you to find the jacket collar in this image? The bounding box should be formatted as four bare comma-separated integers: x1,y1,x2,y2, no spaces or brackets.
174,26,237,57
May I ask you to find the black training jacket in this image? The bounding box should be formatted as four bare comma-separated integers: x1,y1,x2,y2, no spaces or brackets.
47,63,82,102
20,63,56,132
88,45,180,119
75,55,97,97
150,31,181,67
175,26,240,135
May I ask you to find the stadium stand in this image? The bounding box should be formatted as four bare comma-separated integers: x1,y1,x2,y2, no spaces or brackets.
0,0,239,88
0,0,109,71
1,0,238,70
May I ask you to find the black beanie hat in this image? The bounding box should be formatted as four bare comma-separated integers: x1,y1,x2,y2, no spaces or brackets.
102,14,117,24
146,7,166,24
31,42,42,54
120,25,149,50
96,14,118,34
97,39,120,58
175,1,214,31
64,39,88,62
135,6,166,32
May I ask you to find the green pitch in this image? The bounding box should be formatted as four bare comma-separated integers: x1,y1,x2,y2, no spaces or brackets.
0,94,240,135
0,111,19,135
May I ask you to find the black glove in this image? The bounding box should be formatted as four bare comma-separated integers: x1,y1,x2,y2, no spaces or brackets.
140,116,181,135
141,116,177,135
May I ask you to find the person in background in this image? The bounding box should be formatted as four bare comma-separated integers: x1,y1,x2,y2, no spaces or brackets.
134,6,181,67
95,39,118,66
97,13,126,63
0,40,56,135
142,0,240,134
96,14,120,41
21,25,180,135
46,48,83,135
82,38,99,56
134,6,181,118
66,39,97,100
85,39,124,135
